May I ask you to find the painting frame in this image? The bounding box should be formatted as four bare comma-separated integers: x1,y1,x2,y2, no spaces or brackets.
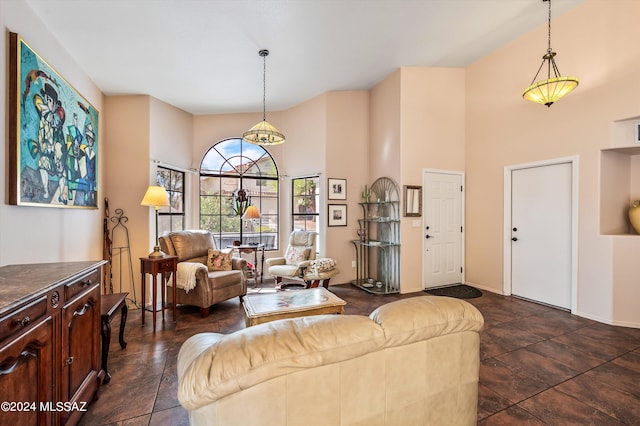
328,204,347,227
403,185,422,217
328,178,347,200
8,32,99,209
635,122,640,145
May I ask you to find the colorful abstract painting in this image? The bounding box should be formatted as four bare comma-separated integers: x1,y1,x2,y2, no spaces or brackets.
9,32,99,208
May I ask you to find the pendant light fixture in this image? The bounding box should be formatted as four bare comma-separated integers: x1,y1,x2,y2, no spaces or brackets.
522,0,578,107
242,49,286,145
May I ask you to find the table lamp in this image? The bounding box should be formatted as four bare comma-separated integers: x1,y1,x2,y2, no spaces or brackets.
141,185,170,258
242,205,261,242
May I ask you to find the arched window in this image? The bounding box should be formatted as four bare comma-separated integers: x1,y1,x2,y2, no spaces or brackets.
200,138,279,250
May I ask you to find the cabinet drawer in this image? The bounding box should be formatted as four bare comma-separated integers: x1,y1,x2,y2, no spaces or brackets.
157,258,177,272
65,269,100,301
0,295,48,342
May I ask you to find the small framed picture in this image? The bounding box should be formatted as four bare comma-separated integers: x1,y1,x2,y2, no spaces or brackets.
328,178,347,200
328,204,347,227
635,122,640,144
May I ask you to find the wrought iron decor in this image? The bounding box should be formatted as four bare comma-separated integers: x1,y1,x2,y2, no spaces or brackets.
8,32,99,208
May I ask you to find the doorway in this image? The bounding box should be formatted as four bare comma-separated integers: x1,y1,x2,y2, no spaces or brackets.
504,157,578,311
423,170,464,289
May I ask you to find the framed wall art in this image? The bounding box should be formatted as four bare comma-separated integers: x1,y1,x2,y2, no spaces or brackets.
403,185,422,217
328,204,347,227
328,178,346,200
8,32,99,208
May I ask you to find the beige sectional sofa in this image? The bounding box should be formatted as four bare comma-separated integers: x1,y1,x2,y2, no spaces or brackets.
177,295,484,425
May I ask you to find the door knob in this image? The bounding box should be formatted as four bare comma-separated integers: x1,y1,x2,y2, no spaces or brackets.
512,237,518,241
512,227,518,232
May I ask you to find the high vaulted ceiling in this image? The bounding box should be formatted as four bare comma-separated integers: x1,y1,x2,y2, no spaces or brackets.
25,0,584,115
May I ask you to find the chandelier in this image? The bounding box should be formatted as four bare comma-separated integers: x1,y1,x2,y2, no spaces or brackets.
242,50,286,145
522,0,578,107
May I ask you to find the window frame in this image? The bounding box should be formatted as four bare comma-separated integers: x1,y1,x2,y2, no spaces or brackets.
156,166,185,234
199,138,279,251
291,176,320,233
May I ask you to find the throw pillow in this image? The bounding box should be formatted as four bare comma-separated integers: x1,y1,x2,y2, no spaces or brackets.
207,248,232,271
309,258,337,274
285,246,311,265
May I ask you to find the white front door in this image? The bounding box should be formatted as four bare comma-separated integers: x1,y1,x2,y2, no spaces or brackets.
423,171,463,289
510,162,572,309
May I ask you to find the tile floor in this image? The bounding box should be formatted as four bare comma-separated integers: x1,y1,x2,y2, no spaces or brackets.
80,282,640,425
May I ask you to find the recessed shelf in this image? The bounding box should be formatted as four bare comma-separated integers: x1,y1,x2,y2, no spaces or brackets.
600,118,640,236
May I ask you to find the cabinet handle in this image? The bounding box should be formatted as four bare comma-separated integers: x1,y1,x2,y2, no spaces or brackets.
15,316,31,328
65,357,74,366
73,303,90,318
82,279,93,286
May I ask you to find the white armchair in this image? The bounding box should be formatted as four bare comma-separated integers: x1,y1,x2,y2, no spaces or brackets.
266,231,339,289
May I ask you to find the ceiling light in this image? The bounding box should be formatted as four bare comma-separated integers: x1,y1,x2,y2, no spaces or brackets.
522,0,578,107
243,50,285,145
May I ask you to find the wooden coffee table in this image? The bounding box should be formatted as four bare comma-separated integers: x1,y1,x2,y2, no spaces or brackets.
243,287,346,326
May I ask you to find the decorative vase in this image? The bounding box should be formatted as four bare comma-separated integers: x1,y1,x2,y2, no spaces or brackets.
629,200,640,234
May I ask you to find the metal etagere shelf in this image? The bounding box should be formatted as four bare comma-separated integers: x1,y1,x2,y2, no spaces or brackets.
351,177,400,294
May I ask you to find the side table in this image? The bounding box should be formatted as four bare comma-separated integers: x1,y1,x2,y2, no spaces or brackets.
228,243,265,285
101,292,128,384
140,256,178,331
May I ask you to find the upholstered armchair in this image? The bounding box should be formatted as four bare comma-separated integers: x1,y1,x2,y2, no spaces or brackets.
159,230,247,317
265,231,339,288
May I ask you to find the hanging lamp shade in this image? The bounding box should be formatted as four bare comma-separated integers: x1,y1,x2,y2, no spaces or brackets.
522,0,578,107
522,52,579,107
243,120,285,146
243,49,286,145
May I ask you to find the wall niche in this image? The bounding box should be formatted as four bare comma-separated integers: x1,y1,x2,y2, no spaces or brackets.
601,118,640,235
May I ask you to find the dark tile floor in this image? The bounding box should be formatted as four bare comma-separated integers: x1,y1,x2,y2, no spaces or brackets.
81,282,640,425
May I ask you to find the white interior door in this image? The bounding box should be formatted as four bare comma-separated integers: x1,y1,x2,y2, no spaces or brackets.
511,162,572,309
423,172,463,289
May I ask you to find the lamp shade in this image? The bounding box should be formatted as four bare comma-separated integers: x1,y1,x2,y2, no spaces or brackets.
141,185,170,208
242,205,261,219
242,120,285,146
522,76,579,107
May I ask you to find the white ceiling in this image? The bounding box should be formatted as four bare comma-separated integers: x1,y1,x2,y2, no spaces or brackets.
25,0,584,115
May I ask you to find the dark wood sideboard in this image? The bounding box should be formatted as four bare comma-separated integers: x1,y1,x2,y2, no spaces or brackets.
0,260,106,426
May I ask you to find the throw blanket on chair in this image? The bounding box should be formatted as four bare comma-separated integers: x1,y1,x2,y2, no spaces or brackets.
174,262,207,293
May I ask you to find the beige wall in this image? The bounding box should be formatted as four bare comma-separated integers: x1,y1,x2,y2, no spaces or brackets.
370,70,401,180
465,0,640,326
103,95,151,298
0,0,104,266
325,91,370,284
398,67,466,293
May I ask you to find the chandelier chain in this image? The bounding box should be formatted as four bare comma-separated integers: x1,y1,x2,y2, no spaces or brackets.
262,52,267,122
547,0,552,53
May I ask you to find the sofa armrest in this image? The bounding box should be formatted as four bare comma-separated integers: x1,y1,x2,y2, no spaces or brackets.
231,257,247,270
265,257,286,267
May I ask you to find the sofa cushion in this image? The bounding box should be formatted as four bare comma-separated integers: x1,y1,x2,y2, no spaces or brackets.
369,296,484,348
207,270,244,290
170,231,216,262
207,249,232,271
